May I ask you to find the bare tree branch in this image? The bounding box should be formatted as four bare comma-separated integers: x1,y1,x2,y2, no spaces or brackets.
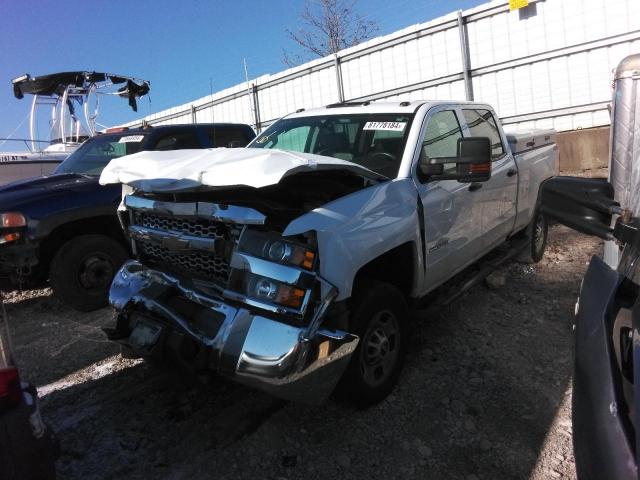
282,0,379,67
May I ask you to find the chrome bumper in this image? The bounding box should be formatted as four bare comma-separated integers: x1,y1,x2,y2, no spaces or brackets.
108,260,358,404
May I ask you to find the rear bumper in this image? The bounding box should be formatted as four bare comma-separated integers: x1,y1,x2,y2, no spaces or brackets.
108,260,358,404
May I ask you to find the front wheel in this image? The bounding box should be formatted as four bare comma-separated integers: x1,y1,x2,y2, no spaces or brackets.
50,234,128,311
336,280,408,408
517,209,548,264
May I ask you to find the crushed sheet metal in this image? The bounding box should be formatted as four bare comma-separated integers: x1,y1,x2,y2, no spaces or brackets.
99,148,385,192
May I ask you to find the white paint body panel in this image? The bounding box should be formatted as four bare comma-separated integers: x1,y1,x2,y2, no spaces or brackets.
114,102,558,302
279,102,557,300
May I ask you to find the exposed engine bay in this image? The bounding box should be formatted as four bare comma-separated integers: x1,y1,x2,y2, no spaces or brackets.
131,170,377,231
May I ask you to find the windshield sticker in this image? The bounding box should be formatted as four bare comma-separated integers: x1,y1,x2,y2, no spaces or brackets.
363,121,406,132
118,135,144,143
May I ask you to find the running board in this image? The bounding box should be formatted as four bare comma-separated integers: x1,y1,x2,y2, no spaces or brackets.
411,237,529,318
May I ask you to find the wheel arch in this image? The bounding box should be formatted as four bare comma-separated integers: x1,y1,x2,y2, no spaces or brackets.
38,215,128,273
351,241,418,300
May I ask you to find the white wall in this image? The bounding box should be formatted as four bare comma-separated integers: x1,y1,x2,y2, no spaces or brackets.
126,0,640,133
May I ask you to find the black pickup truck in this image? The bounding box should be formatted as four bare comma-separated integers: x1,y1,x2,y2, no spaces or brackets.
0,123,255,311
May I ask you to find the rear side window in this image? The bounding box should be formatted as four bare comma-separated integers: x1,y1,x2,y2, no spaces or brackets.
462,109,505,159
153,132,201,151
207,128,252,148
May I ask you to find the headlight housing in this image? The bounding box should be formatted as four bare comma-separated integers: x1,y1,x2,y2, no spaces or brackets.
247,274,307,309
238,230,316,270
227,229,318,313
0,213,26,245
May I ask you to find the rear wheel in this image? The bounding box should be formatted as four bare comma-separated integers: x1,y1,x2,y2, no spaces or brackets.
517,209,548,264
336,280,408,408
50,234,128,311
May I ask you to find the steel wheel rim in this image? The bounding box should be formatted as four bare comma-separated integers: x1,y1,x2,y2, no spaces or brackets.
360,309,400,387
78,253,114,291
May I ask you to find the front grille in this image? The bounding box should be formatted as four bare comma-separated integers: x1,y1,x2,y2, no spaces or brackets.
132,211,233,284
135,212,226,239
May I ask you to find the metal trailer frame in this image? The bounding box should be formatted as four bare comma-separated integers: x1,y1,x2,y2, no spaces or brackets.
605,54,640,268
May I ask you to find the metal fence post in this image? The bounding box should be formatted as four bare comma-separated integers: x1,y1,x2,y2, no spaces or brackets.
191,105,196,124
457,10,474,101
251,84,262,132
334,53,345,103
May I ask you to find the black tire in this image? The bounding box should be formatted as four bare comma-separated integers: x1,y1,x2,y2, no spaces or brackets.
336,280,408,408
50,234,128,312
517,209,548,264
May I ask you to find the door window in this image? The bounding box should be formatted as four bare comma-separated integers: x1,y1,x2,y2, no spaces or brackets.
207,128,252,148
420,110,463,176
153,132,201,151
462,109,505,160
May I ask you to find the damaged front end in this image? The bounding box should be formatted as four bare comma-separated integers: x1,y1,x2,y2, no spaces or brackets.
106,193,359,404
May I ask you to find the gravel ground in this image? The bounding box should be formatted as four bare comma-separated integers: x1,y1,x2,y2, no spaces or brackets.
4,225,601,480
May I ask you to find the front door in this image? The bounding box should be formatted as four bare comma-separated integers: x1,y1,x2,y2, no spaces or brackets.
416,107,484,294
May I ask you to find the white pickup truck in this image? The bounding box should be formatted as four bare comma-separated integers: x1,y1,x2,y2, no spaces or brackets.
100,101,558,406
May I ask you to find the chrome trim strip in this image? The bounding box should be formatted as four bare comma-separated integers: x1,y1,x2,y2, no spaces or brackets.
302,278,338,341
124,195,266,225
128,225,221,253
125,195,197,216
229,252,316,288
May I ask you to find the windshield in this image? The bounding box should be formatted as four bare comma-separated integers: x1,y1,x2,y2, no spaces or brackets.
54,133,146,175
248,113,414,178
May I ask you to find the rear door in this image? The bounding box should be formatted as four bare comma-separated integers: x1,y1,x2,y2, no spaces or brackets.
461,108,517,249
416,106,484,293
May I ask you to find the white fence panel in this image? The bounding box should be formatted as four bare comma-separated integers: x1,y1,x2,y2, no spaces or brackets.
126,0,640,134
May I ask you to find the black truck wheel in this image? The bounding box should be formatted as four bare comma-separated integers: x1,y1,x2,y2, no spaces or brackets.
517,209,548,264
50,234,128,312
336,280,408,408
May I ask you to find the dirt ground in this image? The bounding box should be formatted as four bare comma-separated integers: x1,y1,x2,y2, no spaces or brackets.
4,225,601,480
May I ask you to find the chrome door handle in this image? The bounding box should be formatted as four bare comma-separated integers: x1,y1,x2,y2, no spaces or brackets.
468,183,482,192
507,168,517,177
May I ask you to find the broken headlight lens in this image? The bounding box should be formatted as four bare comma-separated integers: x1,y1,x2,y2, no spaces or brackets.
239,230,316,270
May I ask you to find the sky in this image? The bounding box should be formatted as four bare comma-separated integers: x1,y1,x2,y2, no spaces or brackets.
0,0,486,149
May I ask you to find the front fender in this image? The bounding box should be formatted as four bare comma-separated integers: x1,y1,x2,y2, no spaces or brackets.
283,179,422,301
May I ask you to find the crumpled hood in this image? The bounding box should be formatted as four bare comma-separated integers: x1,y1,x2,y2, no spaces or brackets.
99,148,384,192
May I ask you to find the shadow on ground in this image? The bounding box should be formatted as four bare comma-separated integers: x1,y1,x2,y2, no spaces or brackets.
11,226,595,479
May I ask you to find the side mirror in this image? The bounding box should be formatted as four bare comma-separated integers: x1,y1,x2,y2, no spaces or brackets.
419,137,492,183
540,176,617,239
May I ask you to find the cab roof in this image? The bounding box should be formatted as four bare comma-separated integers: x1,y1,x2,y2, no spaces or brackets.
284,100,491,118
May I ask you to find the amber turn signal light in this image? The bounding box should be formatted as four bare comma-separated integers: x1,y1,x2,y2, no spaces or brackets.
1,213,26,228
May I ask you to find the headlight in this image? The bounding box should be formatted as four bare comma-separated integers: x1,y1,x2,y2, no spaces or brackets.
1,213,26,228
239,230,316,270
0,213,26,245
248,275,306,309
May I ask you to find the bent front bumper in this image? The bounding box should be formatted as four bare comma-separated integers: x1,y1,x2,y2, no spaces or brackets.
0,241,38,276
108,260,358,404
